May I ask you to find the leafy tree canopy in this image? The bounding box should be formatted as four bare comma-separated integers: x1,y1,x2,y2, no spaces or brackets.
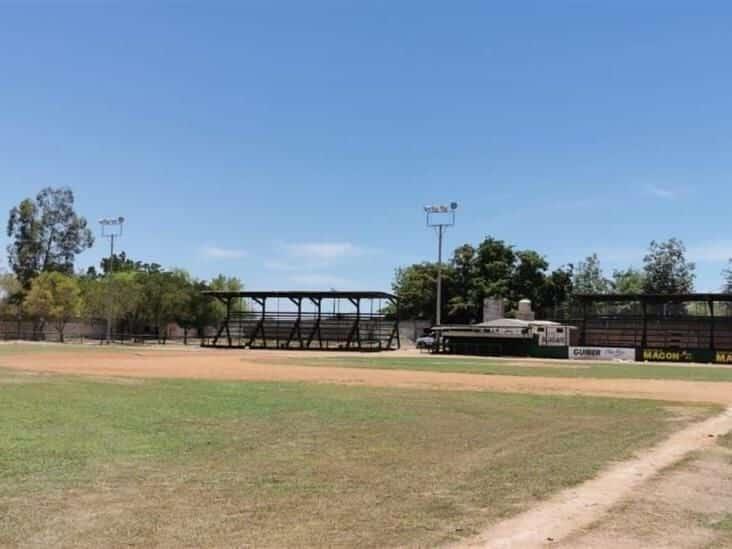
391,262,445,321
573,254,611,294
642,238,695,294
393,236,570,323
0,272,23,317
722,260,732,294
7,187,93,287
24,272,82,342
612,268,646,294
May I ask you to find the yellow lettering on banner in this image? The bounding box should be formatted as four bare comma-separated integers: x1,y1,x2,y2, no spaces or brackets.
717,352,732,364
643,349,691,362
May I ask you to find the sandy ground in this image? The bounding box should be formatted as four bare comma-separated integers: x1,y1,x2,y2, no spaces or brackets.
4,346,732,548
456,407,732,548
560,435,732,548
2,347,732,405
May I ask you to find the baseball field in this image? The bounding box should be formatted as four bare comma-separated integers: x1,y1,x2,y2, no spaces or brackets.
2,343,732,548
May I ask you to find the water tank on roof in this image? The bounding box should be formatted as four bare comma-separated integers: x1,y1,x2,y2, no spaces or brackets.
517,299,535,321
483,298,505,322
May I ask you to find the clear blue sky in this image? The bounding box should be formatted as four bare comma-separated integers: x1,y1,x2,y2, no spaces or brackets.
2,1,731,292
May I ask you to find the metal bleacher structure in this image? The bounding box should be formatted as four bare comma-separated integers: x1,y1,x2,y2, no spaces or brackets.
572,293,732,351
201,291,400,351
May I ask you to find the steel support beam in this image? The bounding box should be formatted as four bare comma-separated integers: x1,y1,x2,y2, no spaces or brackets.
247,297,267,348
285,297,304,348
710,299,716,352
306,298,323,349
346,298,361,349
212,296,233,347
641,300,648,348
386,297,400,350
203,291,400,352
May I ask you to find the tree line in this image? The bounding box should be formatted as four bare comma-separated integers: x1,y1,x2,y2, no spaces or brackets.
5,187,732,334
392,236,732,323
1,187,242,342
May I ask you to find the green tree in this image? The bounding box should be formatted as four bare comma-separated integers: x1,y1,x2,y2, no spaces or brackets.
391,263,447,321
539,265,574,318
612,268,645,294
138,269,191,342
176,279,222,343
447,244,477,323
472,237,516,303
24,272,82,342
642,239,695,294
393,237,570,323
208,274,245,319
6,199,42,288
0,272,23,318
573,254,611,294
209,274,243,293
86,251,143,277
7,187,94,287
510,250,548,308
722,260,732,294
80,272,142,332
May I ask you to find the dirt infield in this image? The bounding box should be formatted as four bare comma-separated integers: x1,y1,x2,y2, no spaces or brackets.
3,347,732,405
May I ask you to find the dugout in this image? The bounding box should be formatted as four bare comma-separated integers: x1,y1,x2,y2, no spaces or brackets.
571,293,732,363
433,319,573,357
201,291,400,352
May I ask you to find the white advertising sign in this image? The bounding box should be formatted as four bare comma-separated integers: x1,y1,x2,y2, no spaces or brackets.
569,347,636,362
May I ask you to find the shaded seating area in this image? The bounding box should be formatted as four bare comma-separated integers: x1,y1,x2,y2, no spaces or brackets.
201,291,400,352
572,294,732,352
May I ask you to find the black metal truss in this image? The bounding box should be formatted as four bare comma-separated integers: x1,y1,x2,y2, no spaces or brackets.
203,291,399,352
573,293,732,351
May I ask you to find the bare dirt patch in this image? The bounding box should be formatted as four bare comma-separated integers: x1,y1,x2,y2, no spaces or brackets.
3,348,732,404
456,408,732,548
560,438,732,548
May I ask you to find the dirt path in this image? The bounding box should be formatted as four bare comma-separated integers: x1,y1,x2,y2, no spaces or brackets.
561,439,732,548
455,407,732,549
3,349,732,404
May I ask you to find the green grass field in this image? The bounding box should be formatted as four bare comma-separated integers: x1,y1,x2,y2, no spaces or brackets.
0,342,131,357
299,356,732,382
0,365,718,547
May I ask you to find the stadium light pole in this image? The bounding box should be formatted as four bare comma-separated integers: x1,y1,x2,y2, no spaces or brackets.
424,203,458,326
99,216,125,343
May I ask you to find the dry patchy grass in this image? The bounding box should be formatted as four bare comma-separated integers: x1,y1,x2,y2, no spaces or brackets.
0,368,717,547
298,355,732,383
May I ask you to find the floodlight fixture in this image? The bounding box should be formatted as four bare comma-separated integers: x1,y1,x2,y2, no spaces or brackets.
423,202,458,328
99,216,125,238
425,203,456,228
99,216,125,225
99,216,126,343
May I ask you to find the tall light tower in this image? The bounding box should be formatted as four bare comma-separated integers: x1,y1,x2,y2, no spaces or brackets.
99,216,125,343
424,203,458,326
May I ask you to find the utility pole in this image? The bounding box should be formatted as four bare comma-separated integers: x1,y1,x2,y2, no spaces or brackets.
99,217,125,344
424,203,458,326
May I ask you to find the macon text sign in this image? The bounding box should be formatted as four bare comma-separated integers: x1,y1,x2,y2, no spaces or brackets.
569,347,636,361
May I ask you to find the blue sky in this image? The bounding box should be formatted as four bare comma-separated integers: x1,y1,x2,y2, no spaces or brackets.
1,1,731,292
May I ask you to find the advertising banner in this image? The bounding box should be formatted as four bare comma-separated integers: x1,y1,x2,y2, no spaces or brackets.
641,348,717,364
641,348,695,363
569,347,636,361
